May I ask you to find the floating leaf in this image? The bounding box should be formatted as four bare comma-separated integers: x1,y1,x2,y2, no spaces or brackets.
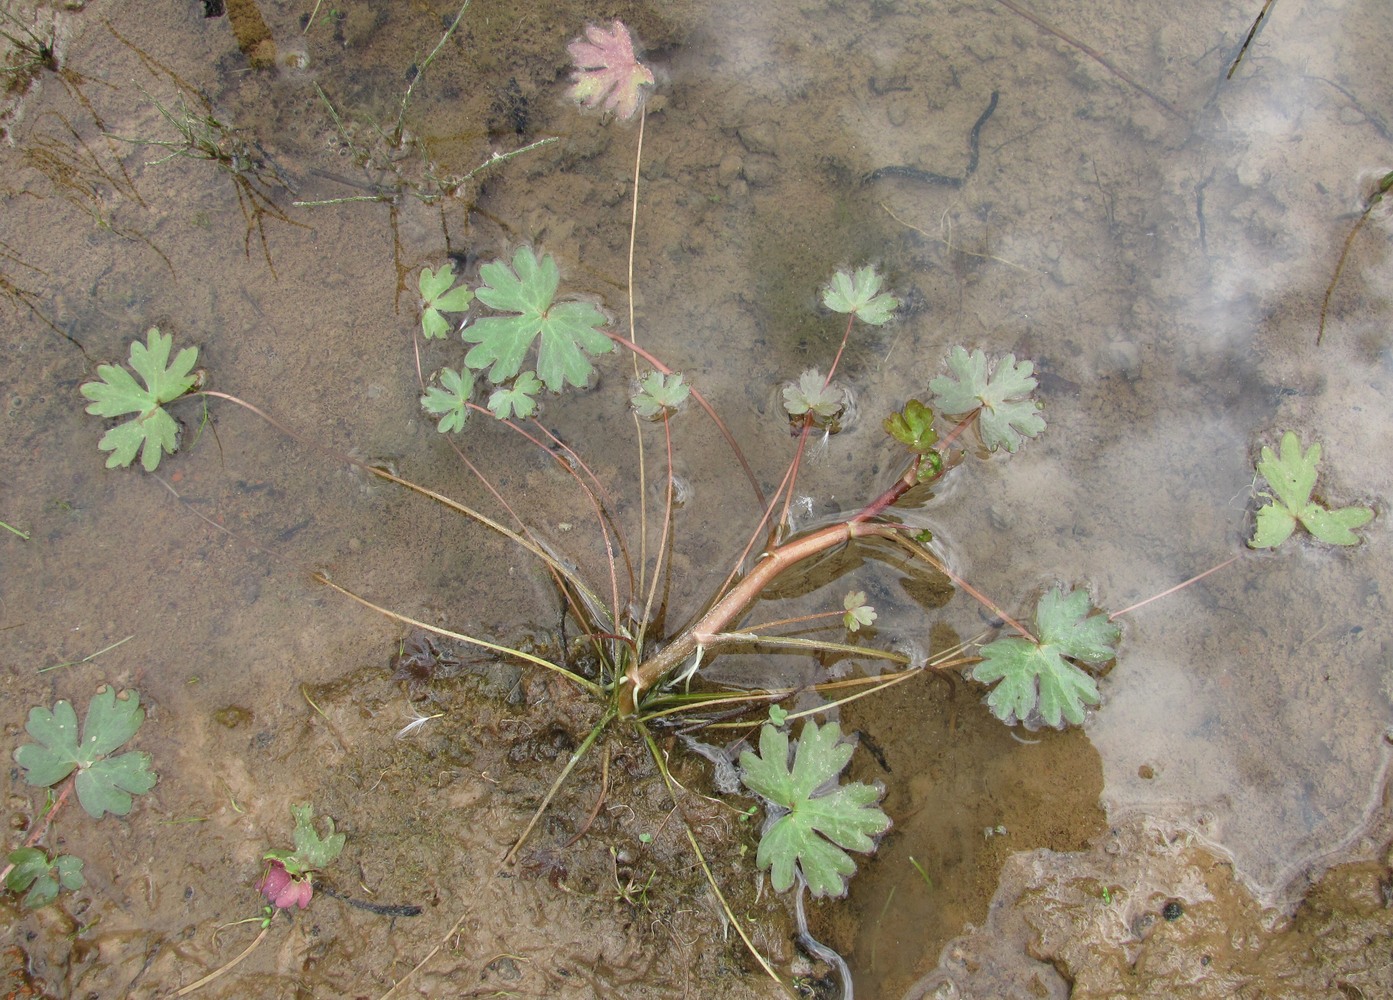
420,367,474,433
418,263,474,340
13,687,158,819
972,587,1120,727
80,328,199,471
822,266,898,325
783,369,844,421
884,399,938,453
463,247,613,393
739,720,890,897
842,591,877,632
5,848,84,909
631,371,690,418
487,371,543,420
928,347,1044,453
566,20,655,122
263,802,345,875
1250,431,1373,548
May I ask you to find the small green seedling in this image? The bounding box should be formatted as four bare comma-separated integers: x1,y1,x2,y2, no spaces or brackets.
488,370,543,420
783,369,844,422
420,367,474,433
80,328,200,471
821,265,899,325
972,587,1120,727
13,687,158,818
842,591,877,632
929,347,1045,453
418,263,475,340
258,802,346,910
1249,431,1373,548
463,246,613,394
884,399,939,454
739,720,891,897
4,847,84,908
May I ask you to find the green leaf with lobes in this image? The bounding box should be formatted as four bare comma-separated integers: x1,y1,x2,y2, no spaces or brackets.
462,247,614,393
13,687,158,819
631,371,690,418
739,720,891,897
972,587,1120,727
566,20,655,122
928,347,1044,453
487,371,543,420
783,369,844,420
822,266,899,325
420,367,474,433
80,328,199,471
264,802,345,876
5,848,84,908
1249,431,1373,548
418,263,474,340
884,399,938,453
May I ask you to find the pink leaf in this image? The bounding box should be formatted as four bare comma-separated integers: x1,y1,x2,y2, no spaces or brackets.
566,20,655,121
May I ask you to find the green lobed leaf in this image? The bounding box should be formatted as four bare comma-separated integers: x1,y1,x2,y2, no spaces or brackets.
842,591,877,632
631,371,690,418
821,266,899,325
487,371,543,420
1250,431,1373,548
971,587,1120,727
4,848,82,908
928,347,1045,453
462,247,613,393
13,688,157,819
883,399,938,453
739,720,891,897
783,369,844,421
274,802,346,874
418,263,474,340
421,367,474,433
80,328,199,471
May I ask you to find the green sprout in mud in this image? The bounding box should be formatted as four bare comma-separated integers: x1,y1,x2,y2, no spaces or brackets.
80,327,200,471
972,587,1120,727
418,262,474,341
1249,430,1374,548
739,720,891,897
13,687,158,819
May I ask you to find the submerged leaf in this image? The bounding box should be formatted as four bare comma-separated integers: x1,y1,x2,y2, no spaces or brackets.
1250,431,1373,547
739,720,890,897
80,328,199,471
418,263,474,340
631,371,690,418
972,587,1120,727
928,347,1044,453
822,266,898,325
420,367,474,433
463,247,613,393
883,399,938,453
567,20,656,122
783,369,844,421
487,371,543,420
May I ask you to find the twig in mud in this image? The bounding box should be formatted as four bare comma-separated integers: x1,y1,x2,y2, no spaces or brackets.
1226,0,1278,80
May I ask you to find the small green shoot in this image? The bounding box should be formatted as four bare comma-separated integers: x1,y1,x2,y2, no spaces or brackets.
463,247,613,393
487,370,542,420
842,591,877,632
1249,431,1373,548
264,802,345,877
783,369,844,421
13,687,158,819
631,371,690,418
929,347,1045,453
883,399,938,453
972,587,1120,727
767,704,789,727
908,855,933,890
739,720,891,897
822,265,899,325
418,263,474,340
5,847,84,908
420,367,474,433
80,328,199,471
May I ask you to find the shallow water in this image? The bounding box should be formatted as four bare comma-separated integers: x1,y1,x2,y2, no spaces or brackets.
1,0,1391,996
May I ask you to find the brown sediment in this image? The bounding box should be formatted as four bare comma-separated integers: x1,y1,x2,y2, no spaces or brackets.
225,0,275,68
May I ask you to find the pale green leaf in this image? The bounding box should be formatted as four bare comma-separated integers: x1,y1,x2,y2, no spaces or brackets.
842,591,877,632
928,347,1045,453
1250,431,1373,548
822,266,899,325
13,688,157,819
418,263,474,340
488,371,543,420
739,720,890,897
80,328,199,471
421,367,474,433
268,803,346,876
783,369,844,421
972,587,1119,727
631,371,690,418
462,247,613,392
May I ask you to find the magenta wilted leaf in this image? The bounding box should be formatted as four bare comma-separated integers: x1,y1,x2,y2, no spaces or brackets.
567,20,655,121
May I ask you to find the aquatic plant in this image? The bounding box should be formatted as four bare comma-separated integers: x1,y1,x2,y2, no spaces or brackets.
258,802,345,911
1250,430,1374,548
3,687,157,909
80,327,200,471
